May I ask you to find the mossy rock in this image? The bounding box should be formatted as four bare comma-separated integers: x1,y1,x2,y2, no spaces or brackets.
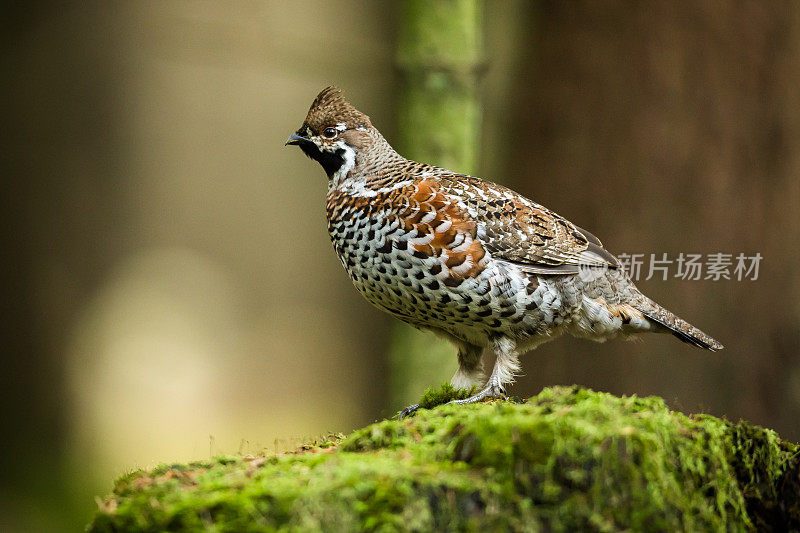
88,386,800,532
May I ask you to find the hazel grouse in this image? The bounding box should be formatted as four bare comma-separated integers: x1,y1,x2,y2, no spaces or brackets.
286,86,722,415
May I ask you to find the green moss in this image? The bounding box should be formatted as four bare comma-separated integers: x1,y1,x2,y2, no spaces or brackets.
417,382,481,410
89,386,799,532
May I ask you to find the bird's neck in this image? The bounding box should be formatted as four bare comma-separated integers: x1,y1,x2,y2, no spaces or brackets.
329,130,406,193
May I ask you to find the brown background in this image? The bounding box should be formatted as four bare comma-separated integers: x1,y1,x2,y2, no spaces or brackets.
2,2,798,530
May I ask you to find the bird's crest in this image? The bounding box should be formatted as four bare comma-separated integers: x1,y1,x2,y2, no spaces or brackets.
304,86,371,133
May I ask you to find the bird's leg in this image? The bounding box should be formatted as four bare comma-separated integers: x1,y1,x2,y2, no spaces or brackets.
450,344,485,390
399,344,485,418
450,337,519,405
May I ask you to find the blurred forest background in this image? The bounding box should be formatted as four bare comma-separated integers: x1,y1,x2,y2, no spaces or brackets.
2,1,799,530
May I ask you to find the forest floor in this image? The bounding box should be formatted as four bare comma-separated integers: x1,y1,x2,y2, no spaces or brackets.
88,385,799,531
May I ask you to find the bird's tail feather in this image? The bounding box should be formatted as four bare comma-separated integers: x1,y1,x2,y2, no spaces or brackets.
634,297,723,351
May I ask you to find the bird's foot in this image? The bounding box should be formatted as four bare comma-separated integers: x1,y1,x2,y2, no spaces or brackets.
397,384,507,418
449,384,507,405
397,403,420,420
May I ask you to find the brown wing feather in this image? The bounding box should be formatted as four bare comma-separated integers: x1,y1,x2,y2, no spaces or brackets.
436,175,619,275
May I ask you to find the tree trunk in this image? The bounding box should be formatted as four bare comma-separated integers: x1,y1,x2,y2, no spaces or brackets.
390,0,484,409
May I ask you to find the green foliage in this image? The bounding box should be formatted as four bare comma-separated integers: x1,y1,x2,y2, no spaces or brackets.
416,382,480,410
89,386,799,532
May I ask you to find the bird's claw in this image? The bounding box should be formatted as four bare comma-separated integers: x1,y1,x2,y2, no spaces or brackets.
449,385,506,405
397,403,421,419
397,386,508,419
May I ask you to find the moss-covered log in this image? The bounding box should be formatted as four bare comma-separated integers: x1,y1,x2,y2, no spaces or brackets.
89,387,799,531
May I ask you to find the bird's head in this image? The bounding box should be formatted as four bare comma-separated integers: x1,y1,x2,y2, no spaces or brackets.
285,86,375,180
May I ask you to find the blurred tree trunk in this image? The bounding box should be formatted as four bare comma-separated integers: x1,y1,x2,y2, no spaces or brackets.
390,0,484,409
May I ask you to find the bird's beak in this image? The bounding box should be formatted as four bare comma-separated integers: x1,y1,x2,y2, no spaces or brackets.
285,132,309,146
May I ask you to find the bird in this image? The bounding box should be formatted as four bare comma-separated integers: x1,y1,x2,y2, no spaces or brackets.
286,86,722,416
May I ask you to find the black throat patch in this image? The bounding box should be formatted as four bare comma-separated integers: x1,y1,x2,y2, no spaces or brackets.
298,141,346,179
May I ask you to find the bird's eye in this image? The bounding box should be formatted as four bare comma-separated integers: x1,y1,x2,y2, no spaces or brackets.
322,127,337,139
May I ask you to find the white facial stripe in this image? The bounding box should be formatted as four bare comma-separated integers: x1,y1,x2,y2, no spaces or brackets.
331,140,356,185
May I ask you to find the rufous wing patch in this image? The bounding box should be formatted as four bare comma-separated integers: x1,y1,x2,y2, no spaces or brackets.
434,175,617,273
326,178,489,282
393,179,487,280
